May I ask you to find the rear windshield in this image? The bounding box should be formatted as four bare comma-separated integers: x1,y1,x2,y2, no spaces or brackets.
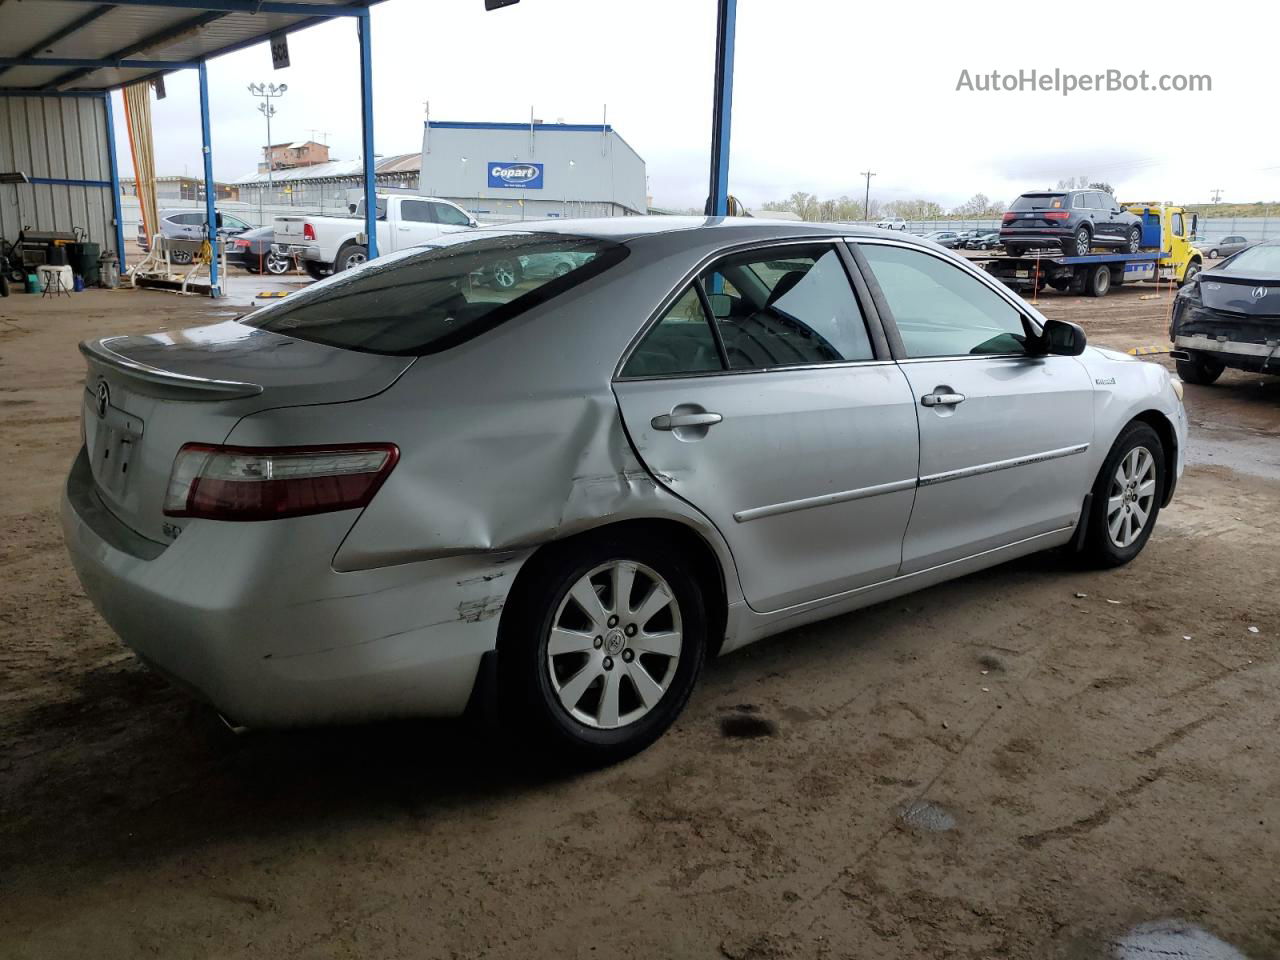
242,232,627,356
1218,244,1280,275
1010,194,1066,211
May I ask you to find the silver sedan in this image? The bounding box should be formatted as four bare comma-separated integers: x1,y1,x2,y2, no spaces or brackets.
62,218,1187,763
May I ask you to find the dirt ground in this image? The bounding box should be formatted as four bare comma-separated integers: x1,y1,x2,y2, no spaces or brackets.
2,279,1278,959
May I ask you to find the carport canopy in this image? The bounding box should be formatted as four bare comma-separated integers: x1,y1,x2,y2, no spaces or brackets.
0,0,387,296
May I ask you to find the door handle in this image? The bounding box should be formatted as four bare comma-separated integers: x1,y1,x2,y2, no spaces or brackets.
651,412,723,431
921,392,966,407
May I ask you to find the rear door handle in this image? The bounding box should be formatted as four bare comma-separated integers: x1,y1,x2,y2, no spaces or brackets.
921,392,966,407
651,412,723,430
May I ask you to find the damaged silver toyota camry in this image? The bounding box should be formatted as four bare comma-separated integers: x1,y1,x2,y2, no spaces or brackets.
63,218,1186,762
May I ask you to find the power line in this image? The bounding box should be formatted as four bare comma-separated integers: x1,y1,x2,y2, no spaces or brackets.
860,170,876,221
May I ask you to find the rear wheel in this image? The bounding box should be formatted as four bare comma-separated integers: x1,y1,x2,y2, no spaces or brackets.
499,531,707,765
334,244,367,273
303,261,328,281
1081,421,1164,567
489,257,522,290
265,252,291,275
1005,244,1023,257
1175,350,1223,385
1068,225,1092,257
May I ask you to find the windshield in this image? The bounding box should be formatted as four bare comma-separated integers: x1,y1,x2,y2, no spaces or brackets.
242,232,627,356
1011,194,1065,211
1218,244,1280,276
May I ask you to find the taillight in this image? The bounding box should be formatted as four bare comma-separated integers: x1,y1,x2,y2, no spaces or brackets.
1044,211,1070,220
163,443,398,521
1002,212,1016,222
302,222,316,241
233,238,250,248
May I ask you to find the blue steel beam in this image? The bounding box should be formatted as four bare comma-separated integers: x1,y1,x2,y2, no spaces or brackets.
45,10,228,89
1,58,200,69
197,62,220,297
54,0,374,15
0,5,116,80
357,10,377,259
102,92,128,273
707,0,736,218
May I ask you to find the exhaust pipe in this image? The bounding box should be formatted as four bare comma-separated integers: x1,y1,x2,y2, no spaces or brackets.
1169,350,1191,362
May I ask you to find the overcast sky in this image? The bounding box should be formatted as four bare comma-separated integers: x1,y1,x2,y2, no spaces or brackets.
113,0,1277,211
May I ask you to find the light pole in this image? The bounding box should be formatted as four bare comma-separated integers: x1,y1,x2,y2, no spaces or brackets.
459,157,468,215
860,170,876,223
247,82,287,222
565,159,575,218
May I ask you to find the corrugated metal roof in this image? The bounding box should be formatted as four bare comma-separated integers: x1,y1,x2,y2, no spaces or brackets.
233,151,418,184
0,2,384,93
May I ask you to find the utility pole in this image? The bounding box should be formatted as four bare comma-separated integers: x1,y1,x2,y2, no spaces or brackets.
860,170,877,222
248,82,287,222
1210,188,1223,204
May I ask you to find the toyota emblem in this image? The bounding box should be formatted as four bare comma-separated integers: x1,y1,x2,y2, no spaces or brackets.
1251,286,1268,301
96,381,110,419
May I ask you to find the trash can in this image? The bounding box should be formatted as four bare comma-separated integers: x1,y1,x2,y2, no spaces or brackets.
68,242,101,287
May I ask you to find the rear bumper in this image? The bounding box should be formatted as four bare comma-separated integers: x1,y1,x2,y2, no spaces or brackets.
61,447,527,727
272,243,322,262
999,227,1072,242
1174,334,1280,371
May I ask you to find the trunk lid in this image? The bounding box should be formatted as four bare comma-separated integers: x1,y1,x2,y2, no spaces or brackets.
79,320,414,544
1199,273,1280,318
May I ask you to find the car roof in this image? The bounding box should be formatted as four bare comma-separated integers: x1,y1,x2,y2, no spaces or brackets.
471,216,972,252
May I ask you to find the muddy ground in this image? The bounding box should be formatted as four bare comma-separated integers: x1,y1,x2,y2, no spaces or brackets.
1,280,1278,959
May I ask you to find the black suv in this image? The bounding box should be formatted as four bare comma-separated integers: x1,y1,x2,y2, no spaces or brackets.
1000,190,1144,257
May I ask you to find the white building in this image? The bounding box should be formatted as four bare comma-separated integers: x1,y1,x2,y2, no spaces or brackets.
419,120,646,222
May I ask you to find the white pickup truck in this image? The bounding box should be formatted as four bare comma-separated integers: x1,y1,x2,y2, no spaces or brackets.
273,195,478,279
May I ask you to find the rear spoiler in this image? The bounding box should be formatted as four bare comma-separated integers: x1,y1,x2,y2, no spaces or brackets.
80,338,264,400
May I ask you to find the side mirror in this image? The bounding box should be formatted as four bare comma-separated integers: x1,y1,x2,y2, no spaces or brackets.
1040,317,1087,356
469,217,479,228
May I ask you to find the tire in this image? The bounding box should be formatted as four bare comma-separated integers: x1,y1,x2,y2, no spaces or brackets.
1081,421,1165,568
334,244,368,273
1209,249,1219,259
171,250,193,265
1086,264,1112,297
1068,225,1092,257
1178,261,1201,288
498,530,708,766
242,261,260,274
0,272,8,297
303,261,329,281
553,262,571,278
489,257,522,290
1126,226,1141,253
265,252,291,275
1005,244,1023,257
1175,350,1224,385
1048,278,1072,292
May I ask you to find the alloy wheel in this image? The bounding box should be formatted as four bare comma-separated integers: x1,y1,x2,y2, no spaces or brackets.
1075,229,1091,256
343,251,367,270
492,260,518,288
546,560,682,730
266,253,290,275
1107,446,1157,548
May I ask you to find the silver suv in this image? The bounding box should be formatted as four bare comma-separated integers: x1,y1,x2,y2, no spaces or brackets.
137,209,253,264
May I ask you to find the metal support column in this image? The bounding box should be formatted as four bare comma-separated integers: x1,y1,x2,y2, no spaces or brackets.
198,61,220,297
102,91,127,274
357,10,378,259
707,0,736,217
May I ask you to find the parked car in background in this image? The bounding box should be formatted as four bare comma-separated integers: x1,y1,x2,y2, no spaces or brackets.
273,195,477,279
924,230,964,249
1193,235,1254,260
226,226,292,275
876,216,909,231
137,209,253,264
965,232,1002,250
1000,190,1143,257
482,250,594,289
1171,239,1280,384
63,218,1185,764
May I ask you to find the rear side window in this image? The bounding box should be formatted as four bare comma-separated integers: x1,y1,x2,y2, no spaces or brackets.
620,287,722,378
1012,194,1065,211
242,233,627,356
400,200,432,223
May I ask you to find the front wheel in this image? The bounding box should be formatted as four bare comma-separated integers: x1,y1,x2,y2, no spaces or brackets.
1081,422,1165,567
1176,350,1223,385
1127,226,1141,253
1209,249,1220,259
1178,261,1202,287
499,532,707,765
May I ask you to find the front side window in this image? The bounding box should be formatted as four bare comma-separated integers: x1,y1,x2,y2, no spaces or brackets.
431,202,473,227
1172,213,1185,237
859,243,1028,358
701,245,874,369
242,233,626,356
